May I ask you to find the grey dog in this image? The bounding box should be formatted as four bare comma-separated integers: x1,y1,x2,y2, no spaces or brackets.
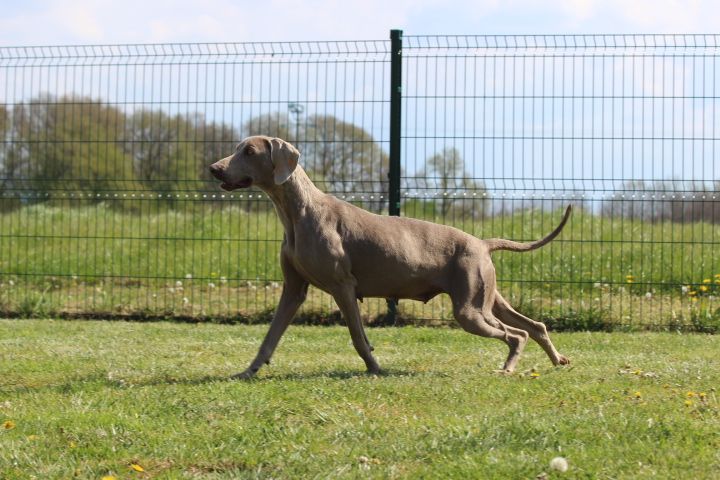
209,136,571,378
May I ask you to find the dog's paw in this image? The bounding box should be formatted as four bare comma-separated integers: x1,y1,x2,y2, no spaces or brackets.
230,369,257,381
555,355,571,366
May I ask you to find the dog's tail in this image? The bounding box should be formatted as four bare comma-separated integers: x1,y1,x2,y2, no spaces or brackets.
485,205,572,253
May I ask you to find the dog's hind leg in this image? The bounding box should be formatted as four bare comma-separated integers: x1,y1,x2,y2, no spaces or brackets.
493,292,570,366
453,303,529,373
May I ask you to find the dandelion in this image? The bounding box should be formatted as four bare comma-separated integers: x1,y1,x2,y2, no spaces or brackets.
2,420,15,429
530,372,540,378
626,275,635,284
130,463,145,472
687,391,695,398
703,278,712,284
688,290,697,296
101,476,118,480
691,297,698,303
685,400,693,407
634,391,642,399
699,392,707,401
700,285,709,292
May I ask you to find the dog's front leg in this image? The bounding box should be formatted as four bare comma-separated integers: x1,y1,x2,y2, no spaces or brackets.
332,287,381,375
232,263,308,380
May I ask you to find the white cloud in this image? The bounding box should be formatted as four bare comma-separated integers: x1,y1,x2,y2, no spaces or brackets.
0,0,718,46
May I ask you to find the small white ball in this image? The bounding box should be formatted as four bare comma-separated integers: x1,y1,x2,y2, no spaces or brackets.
550,456,568,472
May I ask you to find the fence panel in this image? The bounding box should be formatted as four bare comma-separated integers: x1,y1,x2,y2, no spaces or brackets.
0,41,391,320
1,34,718,330
400,34,720,330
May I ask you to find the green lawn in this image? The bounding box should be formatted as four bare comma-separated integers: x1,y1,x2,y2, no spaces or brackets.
2,319,719,478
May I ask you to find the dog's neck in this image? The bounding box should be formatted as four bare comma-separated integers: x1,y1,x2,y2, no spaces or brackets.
263,165,323,240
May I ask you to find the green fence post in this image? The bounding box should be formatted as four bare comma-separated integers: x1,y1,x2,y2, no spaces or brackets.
387,29,403,324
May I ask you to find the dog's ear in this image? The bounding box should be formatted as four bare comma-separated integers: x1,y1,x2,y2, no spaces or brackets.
268,138,299,185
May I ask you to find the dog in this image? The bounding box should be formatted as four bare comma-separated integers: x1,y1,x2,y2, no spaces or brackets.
209,136,571,378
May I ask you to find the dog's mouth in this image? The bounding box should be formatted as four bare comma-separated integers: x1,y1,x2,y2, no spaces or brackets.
220,177,253,191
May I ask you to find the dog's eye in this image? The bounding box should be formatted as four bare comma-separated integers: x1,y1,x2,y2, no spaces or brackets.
245,146,256,155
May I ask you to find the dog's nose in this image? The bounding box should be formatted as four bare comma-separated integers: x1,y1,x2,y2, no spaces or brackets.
209,163,222,177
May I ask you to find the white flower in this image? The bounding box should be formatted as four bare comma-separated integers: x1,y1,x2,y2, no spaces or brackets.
645,292,653,299
219,276,227,284
182,297,189,305
549,457,568,473
208,282,216,289
168,287,175,294
176,280,183,287
681,285,689,294
185,273,193,279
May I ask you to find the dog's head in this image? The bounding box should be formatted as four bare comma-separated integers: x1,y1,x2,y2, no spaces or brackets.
209,136,300,191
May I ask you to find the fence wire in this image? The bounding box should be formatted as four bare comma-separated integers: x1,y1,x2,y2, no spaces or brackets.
0,33,718,330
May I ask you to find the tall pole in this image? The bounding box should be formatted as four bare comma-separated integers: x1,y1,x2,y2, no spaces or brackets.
387,29,403,323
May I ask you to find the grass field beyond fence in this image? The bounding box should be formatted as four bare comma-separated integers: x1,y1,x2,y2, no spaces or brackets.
1,319,719,478
1,204,720,330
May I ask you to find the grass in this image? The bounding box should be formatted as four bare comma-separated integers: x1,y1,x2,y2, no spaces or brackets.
1,203,719,328
2,319,719,478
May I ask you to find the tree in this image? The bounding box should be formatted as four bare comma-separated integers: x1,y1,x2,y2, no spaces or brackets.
122,109,203,205
241,112,390,213
190,114,239,191
7,95,135,203
410,147,489,219
301,114,389,212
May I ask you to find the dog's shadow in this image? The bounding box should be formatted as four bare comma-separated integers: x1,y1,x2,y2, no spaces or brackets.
134,367,431,387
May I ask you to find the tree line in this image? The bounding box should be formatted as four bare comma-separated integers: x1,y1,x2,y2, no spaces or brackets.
0,96,488,216
1,96,717,223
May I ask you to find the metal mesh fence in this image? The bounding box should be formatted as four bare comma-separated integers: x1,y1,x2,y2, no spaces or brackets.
1,33,718,330
400,34,720,329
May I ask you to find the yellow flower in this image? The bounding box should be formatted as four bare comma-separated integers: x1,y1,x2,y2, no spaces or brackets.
703,278,712,283
2,420,15,430
690,297,698,302
700,285,708,292
687,391,695,398
530,372,540,378
130,464,145,472
685,400,693,407
626,275,635,283
634,391,642,399
69,441,77,448
688,290,697,296
102,476,118,480
699,392,707,400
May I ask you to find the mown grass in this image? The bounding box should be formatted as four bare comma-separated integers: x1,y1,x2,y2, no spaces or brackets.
2,319,719,478
1,203,719,328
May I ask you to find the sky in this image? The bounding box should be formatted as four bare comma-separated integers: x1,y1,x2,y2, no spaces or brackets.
1,0,719,46
1,0,718,200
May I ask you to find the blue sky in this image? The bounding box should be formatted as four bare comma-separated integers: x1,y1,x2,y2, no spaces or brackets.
1,1,718,200
1,0,719,46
